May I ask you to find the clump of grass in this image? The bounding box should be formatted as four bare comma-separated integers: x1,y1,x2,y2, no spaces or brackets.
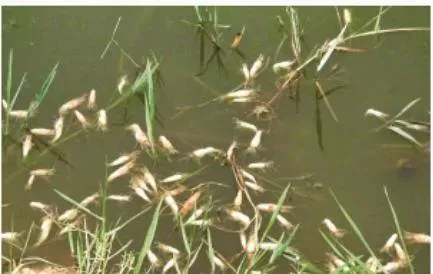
182,6,231,76
319,188,421,273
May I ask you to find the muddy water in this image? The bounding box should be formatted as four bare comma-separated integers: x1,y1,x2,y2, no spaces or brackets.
2,6,430,273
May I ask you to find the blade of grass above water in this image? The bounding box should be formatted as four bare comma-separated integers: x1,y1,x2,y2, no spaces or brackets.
5,49,14,134
384,186,414,274
260,183,291,242
329,189,378,261
133,198,163,274
144,61,155,153
27,62,59,117
10,73,27,112
374,97,421,132
315,91,324,152
53,189,103,221
179,217,191,256
206,228,215,273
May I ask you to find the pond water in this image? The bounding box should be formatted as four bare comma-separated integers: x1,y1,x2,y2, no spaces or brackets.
2,6,430,273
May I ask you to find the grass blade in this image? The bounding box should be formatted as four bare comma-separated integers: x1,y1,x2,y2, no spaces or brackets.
374,97,421,132
260,183,291,242
206,228,215,273
5,49,14,134
384,186,415,274
315,80,339,122
10,73,27,111
179,217,191,256
319,230,344,258
28,62,59,116
101,17,122,59
53,189,103,221
315,90,324,152
329,189,378,261
133,198,164,274
387,126,422,147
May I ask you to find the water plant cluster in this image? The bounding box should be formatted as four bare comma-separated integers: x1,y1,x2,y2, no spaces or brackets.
1,6,430,274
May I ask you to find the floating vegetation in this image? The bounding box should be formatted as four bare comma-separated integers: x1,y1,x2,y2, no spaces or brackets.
2,6,430,274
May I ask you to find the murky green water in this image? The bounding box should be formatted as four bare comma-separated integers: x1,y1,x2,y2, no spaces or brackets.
2,6,430,273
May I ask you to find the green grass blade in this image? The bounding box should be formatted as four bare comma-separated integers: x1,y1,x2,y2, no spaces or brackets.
384,186,414,274
10,72,27,110
374,6,384,32
179,217,191,256
5,49,14,134
329,189,378,260
28,62,59,116
144,61,155,153
206,228,215,273
133,198,164,274
315,91,324,152
319,230,344,258
53,189,103,221
374,97,421,132
194,6,202,22
6,49,13,104
101,17,122,59
260,183,291,242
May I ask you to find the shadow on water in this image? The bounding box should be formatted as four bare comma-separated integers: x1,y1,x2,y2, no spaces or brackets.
2,6,430,273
